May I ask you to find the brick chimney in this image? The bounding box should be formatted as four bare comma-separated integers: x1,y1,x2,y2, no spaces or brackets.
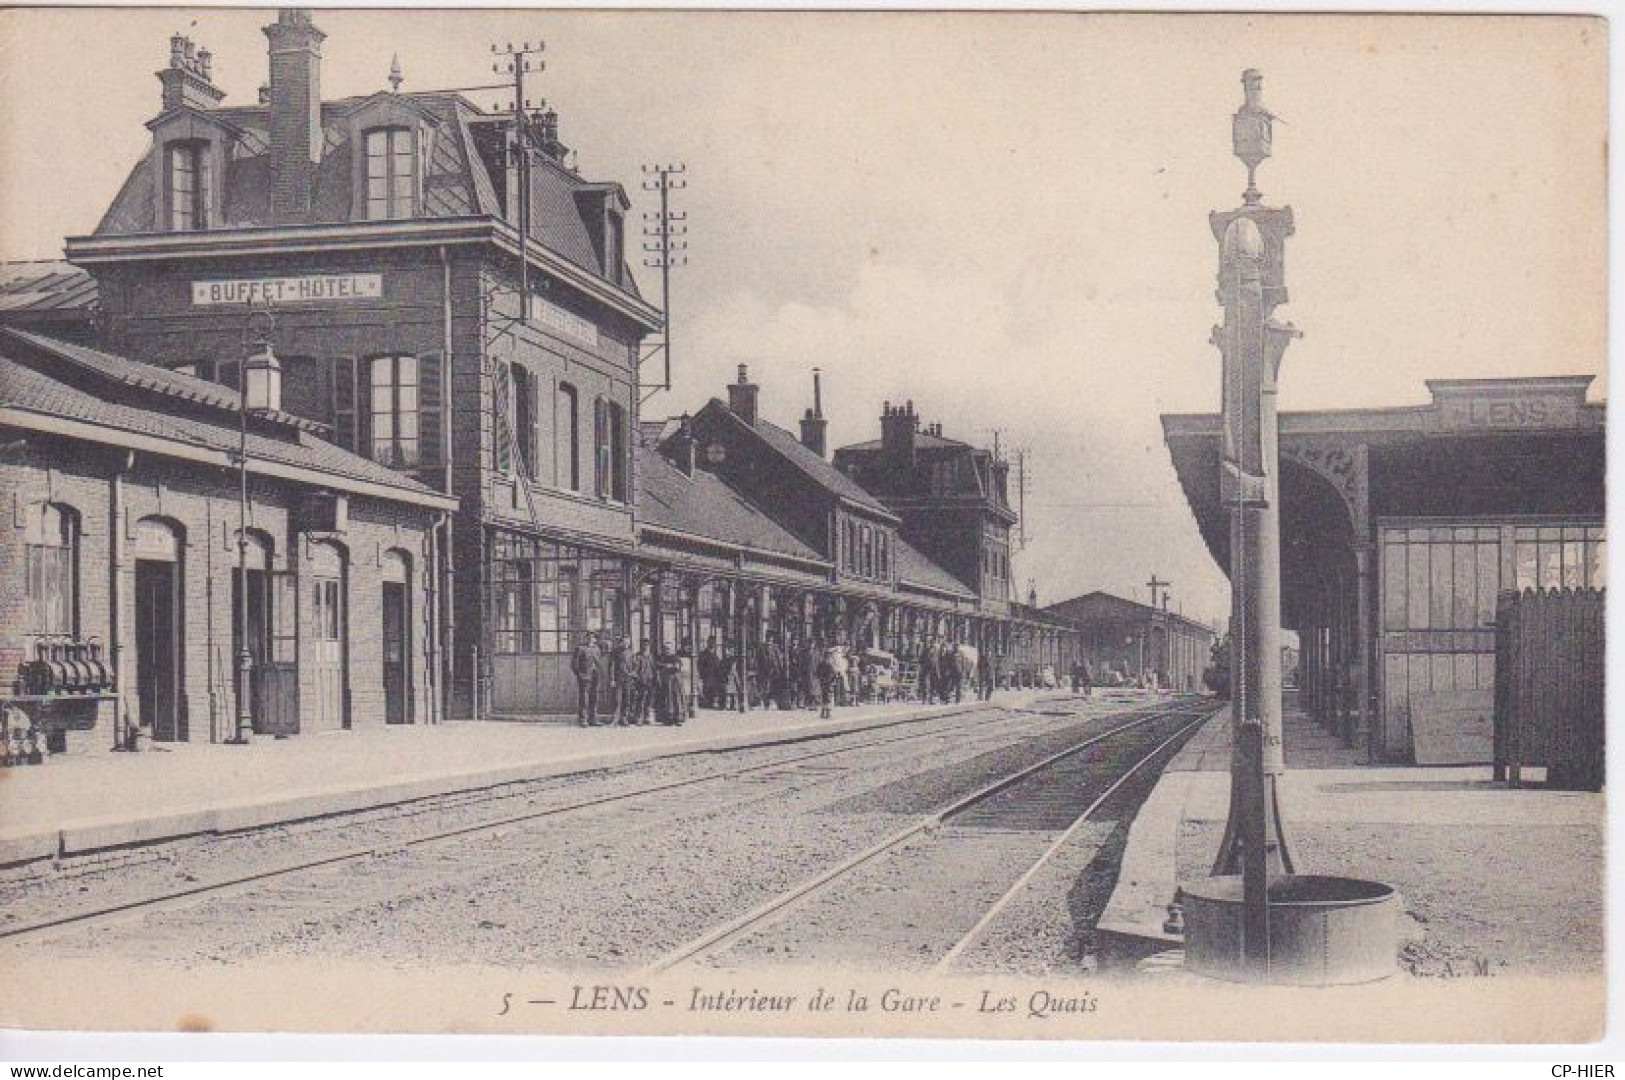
158,33,226,113
668,415,697,477
264,8,325,222
799,367,827,457
727,364,759,427
880,399,918,472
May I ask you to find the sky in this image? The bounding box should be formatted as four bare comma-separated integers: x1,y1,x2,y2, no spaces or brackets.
0,10,1606,629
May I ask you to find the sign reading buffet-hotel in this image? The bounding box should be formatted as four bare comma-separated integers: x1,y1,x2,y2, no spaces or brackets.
191,274,383,306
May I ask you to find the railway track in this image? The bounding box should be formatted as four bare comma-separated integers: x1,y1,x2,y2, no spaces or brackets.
0,696,1171,949
643,700,1218,974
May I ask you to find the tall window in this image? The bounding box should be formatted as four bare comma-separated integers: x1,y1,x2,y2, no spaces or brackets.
166,142,208,231
559,383,580,491
364,127,416,220
368,356,420,468
512,365,536,479
25,504,77,636
606,401,628,502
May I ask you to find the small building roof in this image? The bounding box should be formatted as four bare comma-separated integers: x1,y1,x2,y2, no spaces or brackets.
1045,591,1216,638
0,261,98,315
707,402,894,517
637,442,824,564
893,536,977,600
0,333,456,511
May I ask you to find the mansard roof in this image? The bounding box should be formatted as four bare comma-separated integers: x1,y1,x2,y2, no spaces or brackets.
93,91,640,300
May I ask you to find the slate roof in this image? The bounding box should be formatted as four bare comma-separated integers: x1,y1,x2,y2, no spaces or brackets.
836,432,969,453
0,261,98,315
704,401,892,517
637,443,823,564
0,327,317,430
1044,591,1214,637
0,335,451,506
893,536,977,599
95,91,639,298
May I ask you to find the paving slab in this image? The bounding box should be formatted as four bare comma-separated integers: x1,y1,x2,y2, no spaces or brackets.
1096,699,1605,977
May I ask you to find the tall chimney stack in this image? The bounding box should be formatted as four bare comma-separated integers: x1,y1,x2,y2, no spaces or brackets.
158,32,226,113
264,8,325,222
727,364,759,427
880,399,919,472
669,414,697,477
799,367,828,457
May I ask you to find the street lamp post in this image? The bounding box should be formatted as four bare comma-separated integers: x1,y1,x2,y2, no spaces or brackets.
226,313,281,746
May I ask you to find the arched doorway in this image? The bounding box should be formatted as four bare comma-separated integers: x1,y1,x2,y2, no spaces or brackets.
308,540,349,731
133,517,185,741
381,548,413,725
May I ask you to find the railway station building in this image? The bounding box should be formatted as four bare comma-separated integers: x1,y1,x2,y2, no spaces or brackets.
1163,375,1605,763
4,9,1082,731
0,327,455,751
1042,591,1215,692
57,10,661,720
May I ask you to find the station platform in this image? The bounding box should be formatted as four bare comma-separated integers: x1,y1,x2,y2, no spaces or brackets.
0,688,1097,868
1096,697,1606,977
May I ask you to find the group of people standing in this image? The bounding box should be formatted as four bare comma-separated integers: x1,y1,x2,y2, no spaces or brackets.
695,633,843,714
568,632,688,727
571,628,1039,730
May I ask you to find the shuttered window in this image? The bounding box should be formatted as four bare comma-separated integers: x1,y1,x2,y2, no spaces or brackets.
492,362,512,475
593,397,610,499
370,356,421,468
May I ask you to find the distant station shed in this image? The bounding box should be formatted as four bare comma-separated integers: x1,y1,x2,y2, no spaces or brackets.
1043,591,1215,692
1163,376,1605,764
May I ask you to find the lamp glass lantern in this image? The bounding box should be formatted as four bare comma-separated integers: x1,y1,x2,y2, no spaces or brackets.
243,339,282,413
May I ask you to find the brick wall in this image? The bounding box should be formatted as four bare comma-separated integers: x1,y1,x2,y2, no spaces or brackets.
0,429,440,751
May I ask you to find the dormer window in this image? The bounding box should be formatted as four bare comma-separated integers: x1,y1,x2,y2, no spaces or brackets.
364,127,417,220
166,141,209,230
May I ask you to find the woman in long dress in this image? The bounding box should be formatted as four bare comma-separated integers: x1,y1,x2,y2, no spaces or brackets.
654,645,685,725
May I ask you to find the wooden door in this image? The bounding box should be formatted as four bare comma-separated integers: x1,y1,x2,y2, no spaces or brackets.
258,571,300,736
310,546,348,731
382,580,410,724
135,559,182,741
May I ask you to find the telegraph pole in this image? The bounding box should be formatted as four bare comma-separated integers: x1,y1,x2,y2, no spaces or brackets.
641,163,688,397
1208,72,1302,969
491,40,546,323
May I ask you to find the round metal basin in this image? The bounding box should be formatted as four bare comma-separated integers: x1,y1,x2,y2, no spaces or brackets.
1181,874,1399,985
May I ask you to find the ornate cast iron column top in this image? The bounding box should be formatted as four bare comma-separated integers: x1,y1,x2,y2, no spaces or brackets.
1232,68,1276,206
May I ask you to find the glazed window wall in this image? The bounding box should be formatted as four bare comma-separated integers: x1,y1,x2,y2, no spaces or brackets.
491,533,626,655
1379,520,1604,756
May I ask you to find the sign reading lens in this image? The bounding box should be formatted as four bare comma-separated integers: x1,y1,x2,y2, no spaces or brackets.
192,274,383,307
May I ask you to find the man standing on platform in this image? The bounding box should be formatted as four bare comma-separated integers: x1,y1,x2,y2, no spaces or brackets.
609,634,633,725
917,638,937,704
627,638,656,725
572,631,603,727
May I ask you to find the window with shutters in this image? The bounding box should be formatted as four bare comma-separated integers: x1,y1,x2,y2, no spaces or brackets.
368,355,421,468
559,383,580,492
606,400,628,503
492,362,512,475
363,127,417,220
25,503,78,637
593,397,610,499
512,365,536,479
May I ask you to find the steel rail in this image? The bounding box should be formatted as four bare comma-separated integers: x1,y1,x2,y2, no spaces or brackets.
930,709,1215,974
641,701,1218,974
0,698,1146,945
